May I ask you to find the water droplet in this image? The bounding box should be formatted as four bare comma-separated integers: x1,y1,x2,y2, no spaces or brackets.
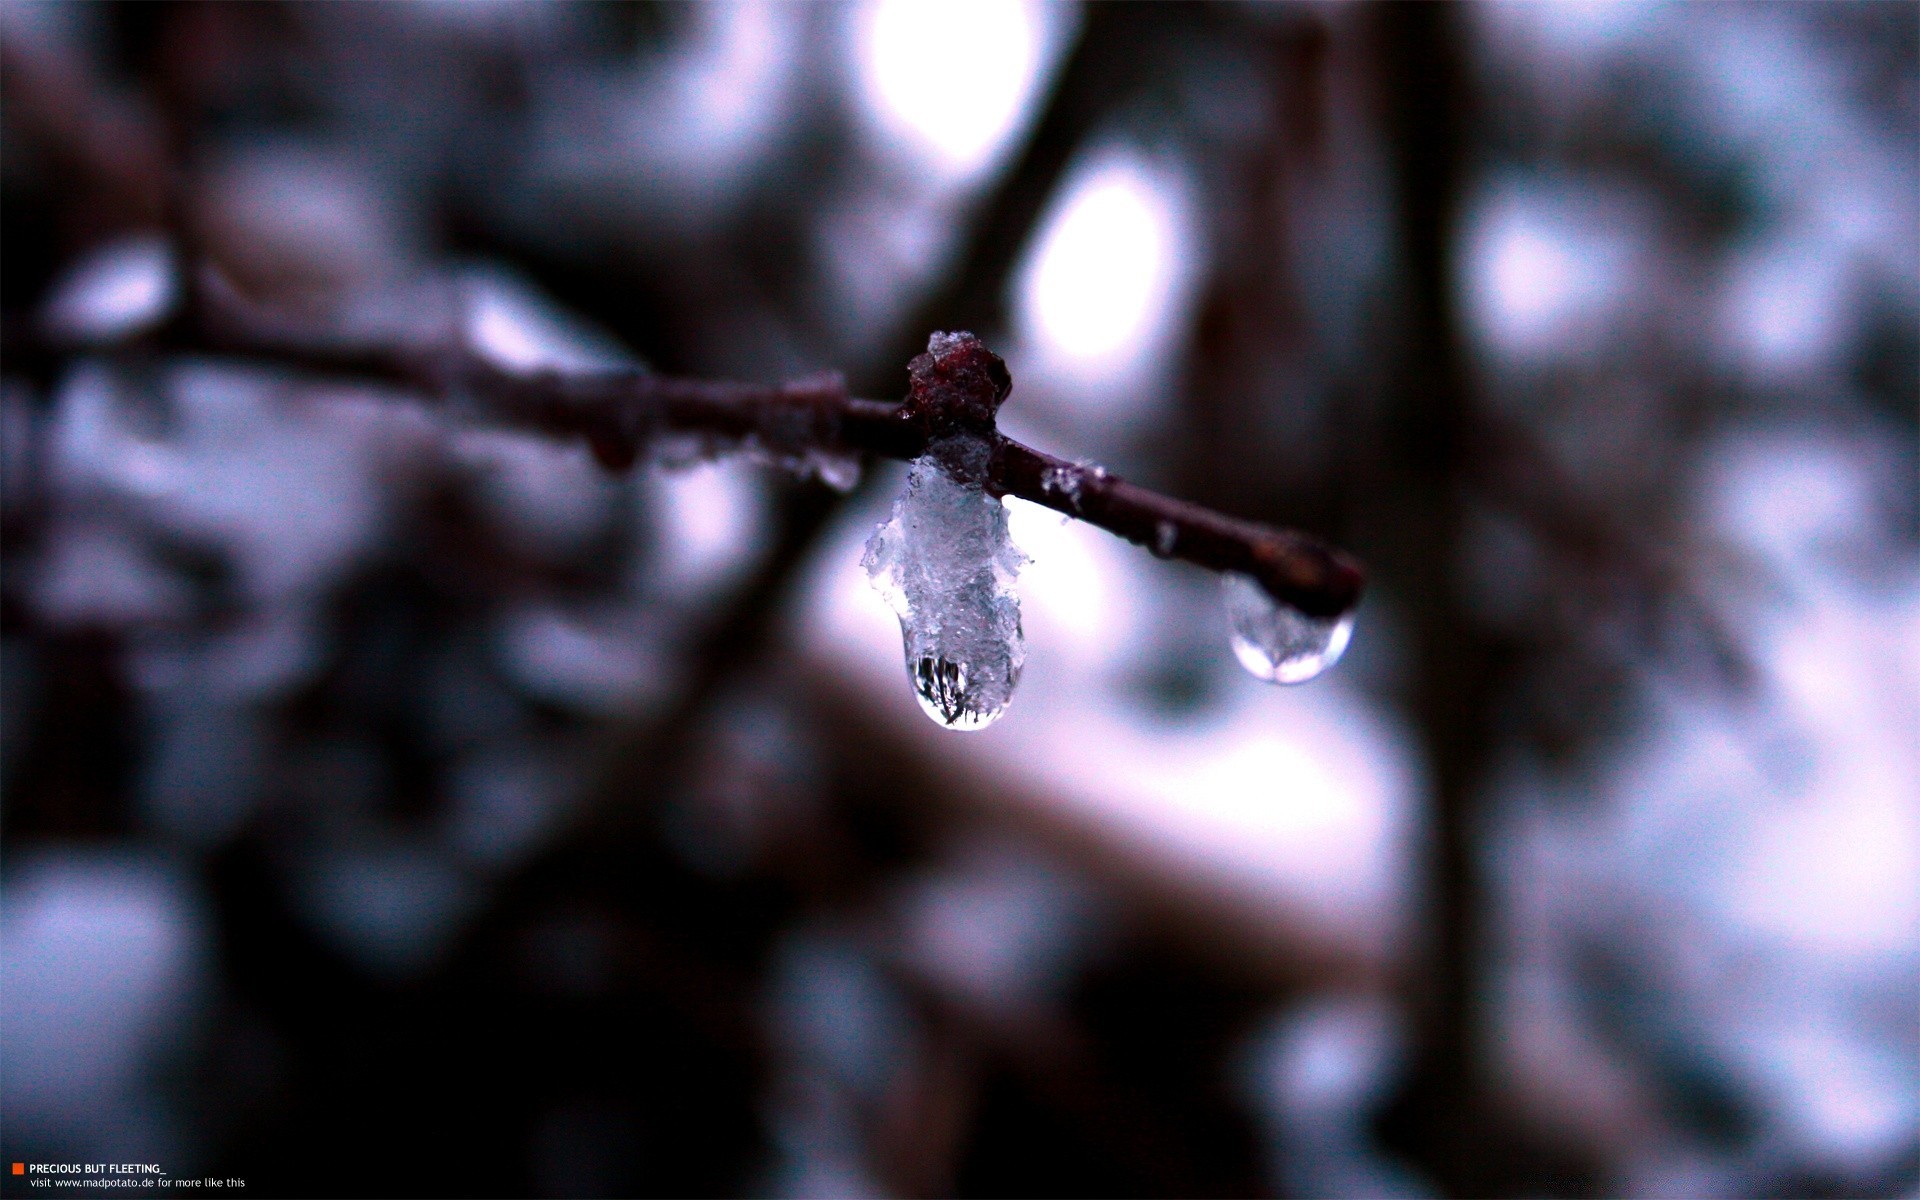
911,655,1000,730
865,440,1025,730
1221,572,1354,684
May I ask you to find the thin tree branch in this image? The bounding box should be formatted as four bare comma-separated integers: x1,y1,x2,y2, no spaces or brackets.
174,274,1365,619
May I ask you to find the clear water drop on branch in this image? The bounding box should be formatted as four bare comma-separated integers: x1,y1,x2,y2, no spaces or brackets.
863,439,1026,730
1221,571,1354,684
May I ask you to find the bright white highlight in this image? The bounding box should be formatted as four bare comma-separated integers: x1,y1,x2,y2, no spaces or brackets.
463,267,631,375
1004,496,1137,660
1486,224,1583,336
1019,153,1189,381
857,0,1046,176
1463,181,1638,361
41,235,177,344
649,460,767,602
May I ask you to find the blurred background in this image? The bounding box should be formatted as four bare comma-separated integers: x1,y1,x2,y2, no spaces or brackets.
1,2,1915,1196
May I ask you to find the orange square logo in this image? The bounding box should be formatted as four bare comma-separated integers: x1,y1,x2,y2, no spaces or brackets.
10,1164,23,1176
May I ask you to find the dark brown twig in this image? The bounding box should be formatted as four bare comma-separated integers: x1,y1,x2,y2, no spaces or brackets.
179,277,1365,620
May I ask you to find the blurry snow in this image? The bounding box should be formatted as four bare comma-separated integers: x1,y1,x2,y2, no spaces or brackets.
449,267,640,556
642,458,771,605
454,429,625,561
1477,3,1920,386
424,639,528,753
291,841,481,979
763,926,912,1198
1462,19,1918,1181
461,265,637,374
628,0,801,182
30,357,433,801
1478,1,1663,71
531,0,802,222
666,692,822,878
815,0,1074,366
0,0,95,46
196,138,421,300
139,695,268,848
888,835,1110,1020
47,361,408,610
799,471,1421,972
1239,994,1427,1198
1694,11,1919,387
0,853,205,1160
1689,11,1917,257
765,1084,887,1200
2,380,33,517
1716,239,1853,380
29,517,195,630
442,740,573,872
1489,426,1920,1180
493,600,674,717
20,259,720,969
1461,18,1918,1178
768,927,918,1106
1460,176,1651,366
39,235,177,345
137,609,324,709
810,178,967,364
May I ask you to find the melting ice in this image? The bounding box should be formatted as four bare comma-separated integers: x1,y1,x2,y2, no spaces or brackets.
1221,571,1353,684
864,440,1026,730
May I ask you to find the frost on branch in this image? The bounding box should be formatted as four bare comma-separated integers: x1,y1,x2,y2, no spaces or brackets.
863,435,1027,731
